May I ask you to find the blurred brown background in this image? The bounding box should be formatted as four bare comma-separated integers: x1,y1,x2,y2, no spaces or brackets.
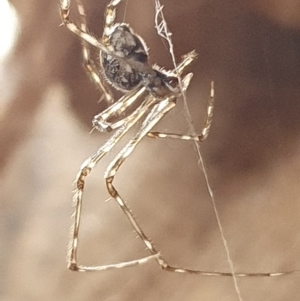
1,0,300,300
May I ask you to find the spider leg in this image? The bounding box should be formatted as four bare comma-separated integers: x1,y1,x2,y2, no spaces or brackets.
103,0,122,45
93,87,146,132
60,0,110,51
147,81,214,142
76,0,114,104
68,94,160,272
151,50,197,78
104,97,177,264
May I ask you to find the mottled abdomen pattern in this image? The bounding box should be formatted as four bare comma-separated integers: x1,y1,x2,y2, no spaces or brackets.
101,25,148,91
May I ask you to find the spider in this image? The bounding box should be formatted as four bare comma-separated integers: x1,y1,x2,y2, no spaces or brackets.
60,0,299,277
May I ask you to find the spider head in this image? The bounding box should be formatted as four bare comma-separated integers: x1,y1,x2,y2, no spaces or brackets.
142,69,180,98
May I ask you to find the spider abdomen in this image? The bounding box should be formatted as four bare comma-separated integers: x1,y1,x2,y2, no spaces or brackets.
101,24,149,91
